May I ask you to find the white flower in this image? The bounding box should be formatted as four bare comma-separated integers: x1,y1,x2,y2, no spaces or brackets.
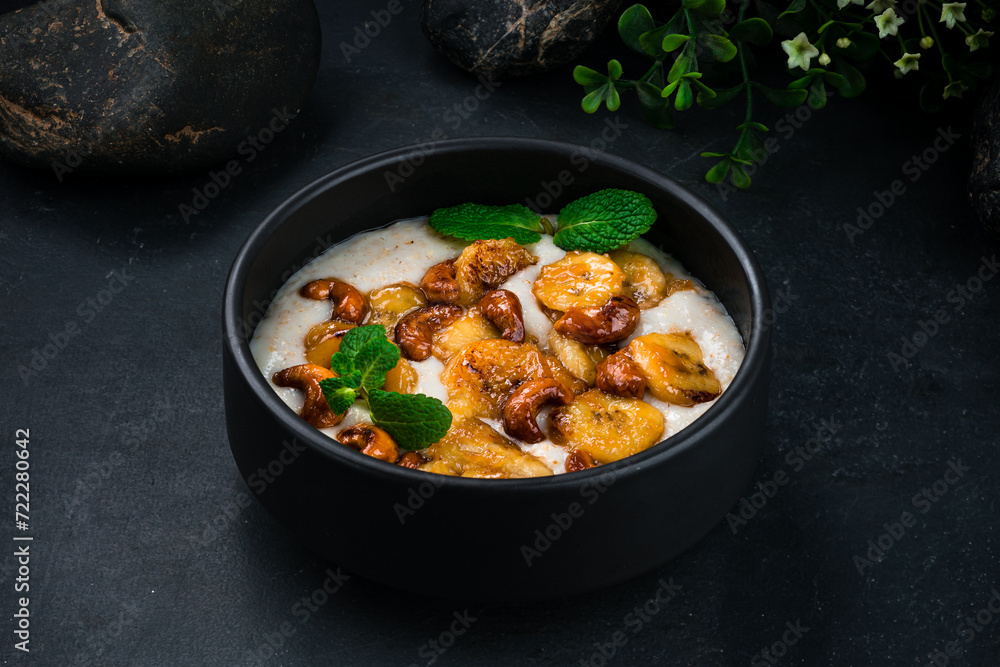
939,3,967,29
893,52,921,74
965,28,994,51
819,52,832,66
837,0,864,8
781,32,820,71
866,0,895,13
920,36,934,49
836,37,852,48
875,8,905,39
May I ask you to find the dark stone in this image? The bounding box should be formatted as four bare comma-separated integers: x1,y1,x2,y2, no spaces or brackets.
969,76,1000,237
421,0,622,80
0,0,320,175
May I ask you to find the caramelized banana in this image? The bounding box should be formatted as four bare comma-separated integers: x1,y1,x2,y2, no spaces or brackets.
532,251,626,312
454,238,537,306
419,418,553,478
609,249,668,310
664,275,696,296
441,339,577,420
431,307,501,361
367,283,428,336
383,358,418,394
303,321,355,368
550,389,665,464
625,333,721,406
547,330,609,386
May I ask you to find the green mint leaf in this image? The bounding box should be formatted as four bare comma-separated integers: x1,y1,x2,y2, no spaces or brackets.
354,337,401,391
429,203,544,245
319,376,360,415
368,389,452,451
329,325,399,390
553,189,658,253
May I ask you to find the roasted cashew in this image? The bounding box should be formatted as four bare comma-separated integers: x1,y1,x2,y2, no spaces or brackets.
272,363,345,429
336,424,399,463
502,378,573,444
596,349,647,399
565,449,598,473
419,259,460,304
300,278,368,324
553,295,640,345
394,304,464,360
477,289,525,343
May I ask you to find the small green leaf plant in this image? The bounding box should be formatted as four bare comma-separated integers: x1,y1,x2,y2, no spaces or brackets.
574,1,996,190
319,326,452,450
430,189,657,253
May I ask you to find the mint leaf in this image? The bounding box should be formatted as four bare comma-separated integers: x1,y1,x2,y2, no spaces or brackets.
340,326,401,391
429,203,545,245
368,389,452,451
330,325,400,390
319,376,360,415
553,189,658,253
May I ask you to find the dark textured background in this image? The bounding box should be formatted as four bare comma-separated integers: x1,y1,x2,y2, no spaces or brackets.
1,1,998,665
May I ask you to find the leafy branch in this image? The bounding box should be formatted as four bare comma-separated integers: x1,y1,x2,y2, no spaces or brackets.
574,0,996,189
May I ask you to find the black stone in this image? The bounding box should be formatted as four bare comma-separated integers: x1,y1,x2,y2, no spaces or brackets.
0,0,320,174
969,76,1000,237
421,0,622,80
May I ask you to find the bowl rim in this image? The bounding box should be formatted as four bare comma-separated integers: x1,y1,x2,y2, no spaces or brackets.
223,136,771,492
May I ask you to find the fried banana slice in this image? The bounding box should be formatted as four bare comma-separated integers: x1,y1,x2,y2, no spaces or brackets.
441,339,578,420
609,249,668,310
550,389,665,463
431,306,501,361
419,418,553,478
454,238,537,306
625,333,721,406
532,251,626,312
547,330,609,386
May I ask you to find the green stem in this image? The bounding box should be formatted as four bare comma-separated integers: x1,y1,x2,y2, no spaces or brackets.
924,6,949,63
731,0,755,158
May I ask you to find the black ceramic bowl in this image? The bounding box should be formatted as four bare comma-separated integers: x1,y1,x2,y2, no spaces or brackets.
222,137,771,601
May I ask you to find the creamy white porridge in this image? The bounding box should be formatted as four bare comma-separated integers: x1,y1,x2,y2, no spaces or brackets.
250,217,745,477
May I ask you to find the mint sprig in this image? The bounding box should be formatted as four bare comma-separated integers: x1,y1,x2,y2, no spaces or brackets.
368,389,452,451
428,189,657,254
317,325,452,451
320,376,361,414
429,203,547,245
552,189,657,253
331,325,400,391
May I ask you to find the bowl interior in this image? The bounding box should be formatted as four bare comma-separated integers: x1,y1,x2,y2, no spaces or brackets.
228,137,768,474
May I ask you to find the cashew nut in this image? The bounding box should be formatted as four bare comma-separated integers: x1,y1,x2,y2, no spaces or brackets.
553,295,641,345
565,449,598,473
394,304,464,361
502,378,573,444
300,278,368,324
596,349,647,399
397,451,426,469
477,289,525,343
419,259,460,304
272,363,345,429
336,424,399,463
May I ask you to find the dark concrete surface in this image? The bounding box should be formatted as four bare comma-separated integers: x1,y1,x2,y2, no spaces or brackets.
1,1,997,665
